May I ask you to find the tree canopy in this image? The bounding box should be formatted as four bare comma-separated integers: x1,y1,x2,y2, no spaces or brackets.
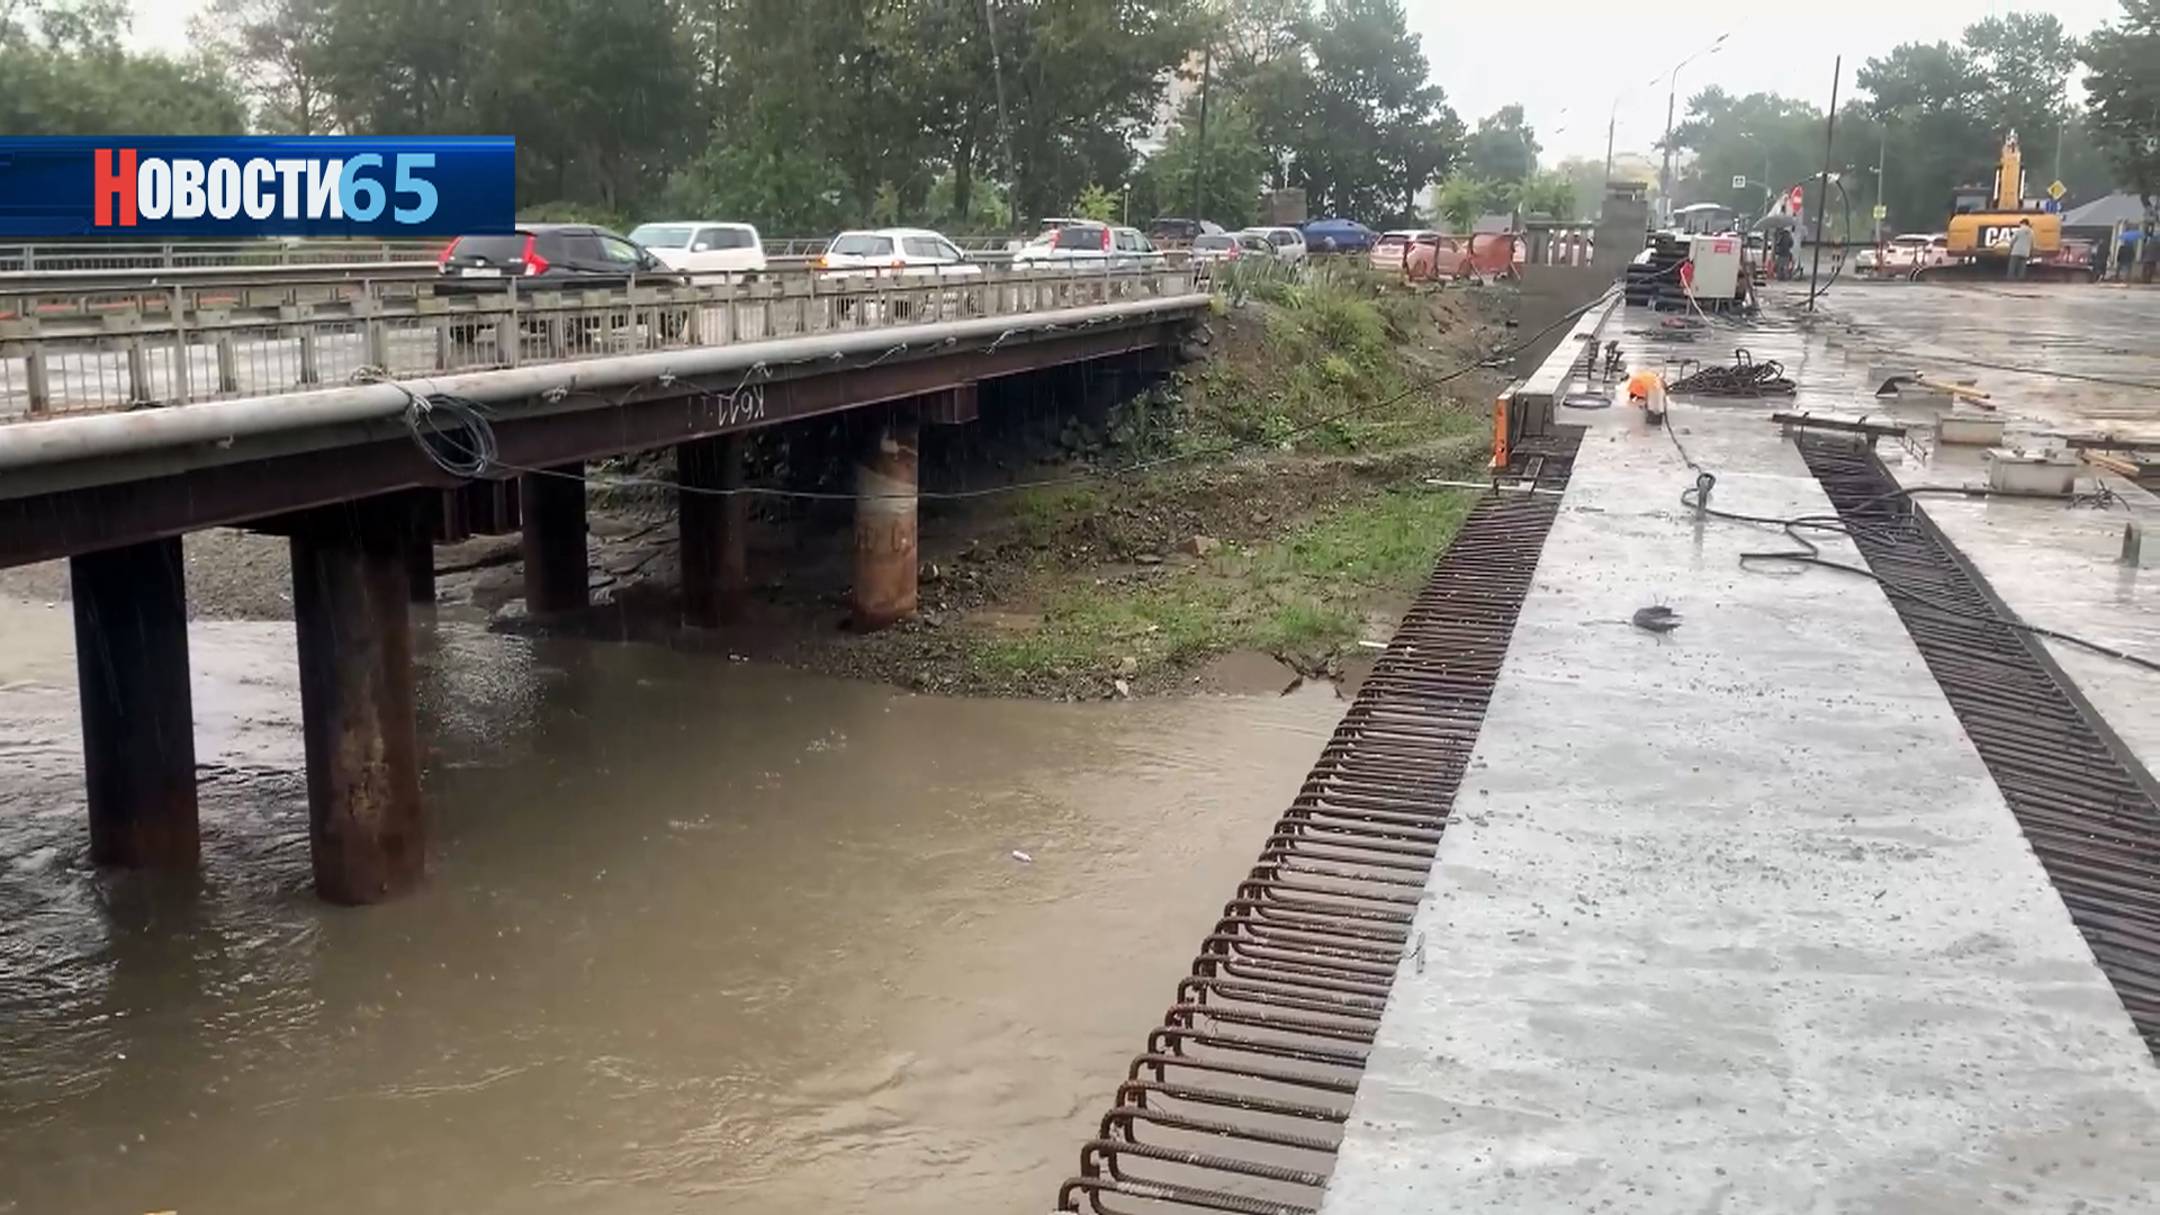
1662,8,2131,237
2,0,246,135
2084,0,2160,230
1463,105,1539,185
1213,0,1463,224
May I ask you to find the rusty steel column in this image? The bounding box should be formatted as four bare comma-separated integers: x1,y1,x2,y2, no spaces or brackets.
852,407,919,630
71,537,199,869
519,463,588,615
679,434,749,628
290,501,424,904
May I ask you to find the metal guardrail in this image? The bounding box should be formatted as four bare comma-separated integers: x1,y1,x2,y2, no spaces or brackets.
762,234,1018,257
1,235,1047,288
0,264,1198,420
0,250,1034,292
0,239,443,274
0,261,446,292
0,235,1023,280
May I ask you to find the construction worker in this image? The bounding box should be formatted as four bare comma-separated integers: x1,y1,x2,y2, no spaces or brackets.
1627,368,1668,425
2008,219,2033,280
1772,227,1795,280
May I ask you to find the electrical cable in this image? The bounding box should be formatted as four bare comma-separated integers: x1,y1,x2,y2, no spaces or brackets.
1665,348,1796,396
1799,175,1852,309
1673,460,2160,676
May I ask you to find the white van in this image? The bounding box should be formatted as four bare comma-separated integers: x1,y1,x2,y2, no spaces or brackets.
626,221,768,278
1240,226,1308,265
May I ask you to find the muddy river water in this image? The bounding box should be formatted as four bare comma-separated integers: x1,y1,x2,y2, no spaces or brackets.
0,595,1340,1213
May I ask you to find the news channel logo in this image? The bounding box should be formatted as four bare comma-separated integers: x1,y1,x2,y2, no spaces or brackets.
0,136,515,238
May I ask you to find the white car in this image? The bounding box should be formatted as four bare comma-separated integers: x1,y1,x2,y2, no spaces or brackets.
1857,233,1952,276
1241,226,1308,264
626,221,767,278
1011,221,1165,269
817,228,983,278
1369,229,1437,273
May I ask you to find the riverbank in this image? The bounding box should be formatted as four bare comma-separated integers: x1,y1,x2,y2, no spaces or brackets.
0,268,1517,700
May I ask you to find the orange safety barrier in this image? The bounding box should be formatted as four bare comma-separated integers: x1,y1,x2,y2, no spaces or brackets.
1405,232,1522,282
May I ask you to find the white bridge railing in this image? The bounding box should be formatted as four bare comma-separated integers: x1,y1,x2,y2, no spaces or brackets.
0,264,1199,420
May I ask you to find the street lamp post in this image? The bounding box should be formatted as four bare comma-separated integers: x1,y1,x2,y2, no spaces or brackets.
1602,99,1619,213
1875,123,1887,244
1656,33,1729,225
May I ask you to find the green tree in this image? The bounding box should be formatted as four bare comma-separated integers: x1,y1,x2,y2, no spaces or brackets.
1430,173,1501,231
1275,0,1462,222
486,0,698,211
1553,155,1607,219
1666,87,1826,220
1071,183,1119,222
1856,11,2096,235
926,169,1010,229
1509,170,1574,220
1963,13,2083,158
659,130,851,235
2085,0,2160,251
1139,94,1271,226
1464,104,1539,184
0,0,246,135
954,0,1200,222
192,0,337,133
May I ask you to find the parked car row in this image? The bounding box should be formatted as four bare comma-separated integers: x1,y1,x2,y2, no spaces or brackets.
1147,216,1381,255
436,213,1411,296
1010,220,1167,270
1187,231,1276,267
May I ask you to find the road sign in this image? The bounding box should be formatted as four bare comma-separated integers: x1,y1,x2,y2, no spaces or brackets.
2048,179,2067,201
1872,203,1888,221
1732,174,1748,190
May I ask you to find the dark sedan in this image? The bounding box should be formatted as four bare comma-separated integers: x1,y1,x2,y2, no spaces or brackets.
436,223,688,294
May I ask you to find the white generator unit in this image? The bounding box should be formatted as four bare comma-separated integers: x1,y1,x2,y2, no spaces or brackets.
1686,235,1743,300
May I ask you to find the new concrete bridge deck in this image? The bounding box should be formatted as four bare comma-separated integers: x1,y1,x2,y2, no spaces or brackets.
1320,288,2160,1212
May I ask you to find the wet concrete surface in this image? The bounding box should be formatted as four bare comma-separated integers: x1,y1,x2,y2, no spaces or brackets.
1321,297,2160,1213
1886,444,2160,778
1805,282,2160,783
1815,280,2160,440
0,593,1344,1213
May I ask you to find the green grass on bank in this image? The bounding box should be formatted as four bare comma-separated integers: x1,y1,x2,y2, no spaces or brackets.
1186,262,1469,455
973,487,1479,679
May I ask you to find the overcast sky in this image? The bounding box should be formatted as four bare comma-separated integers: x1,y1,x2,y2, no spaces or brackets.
1406,0,2125,162
128,0,2128,164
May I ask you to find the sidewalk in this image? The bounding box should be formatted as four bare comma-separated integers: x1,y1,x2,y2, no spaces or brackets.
1319,309,2160,1213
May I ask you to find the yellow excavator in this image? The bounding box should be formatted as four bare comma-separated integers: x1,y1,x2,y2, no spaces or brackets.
1924,131,2082,279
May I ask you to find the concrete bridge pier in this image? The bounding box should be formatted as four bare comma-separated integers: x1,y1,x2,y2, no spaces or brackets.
853,405,920,631
406,539,437,605
678,434,750,628
407,493,440,606
290,499,424,904
70,536,199,869
520,464,589,615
